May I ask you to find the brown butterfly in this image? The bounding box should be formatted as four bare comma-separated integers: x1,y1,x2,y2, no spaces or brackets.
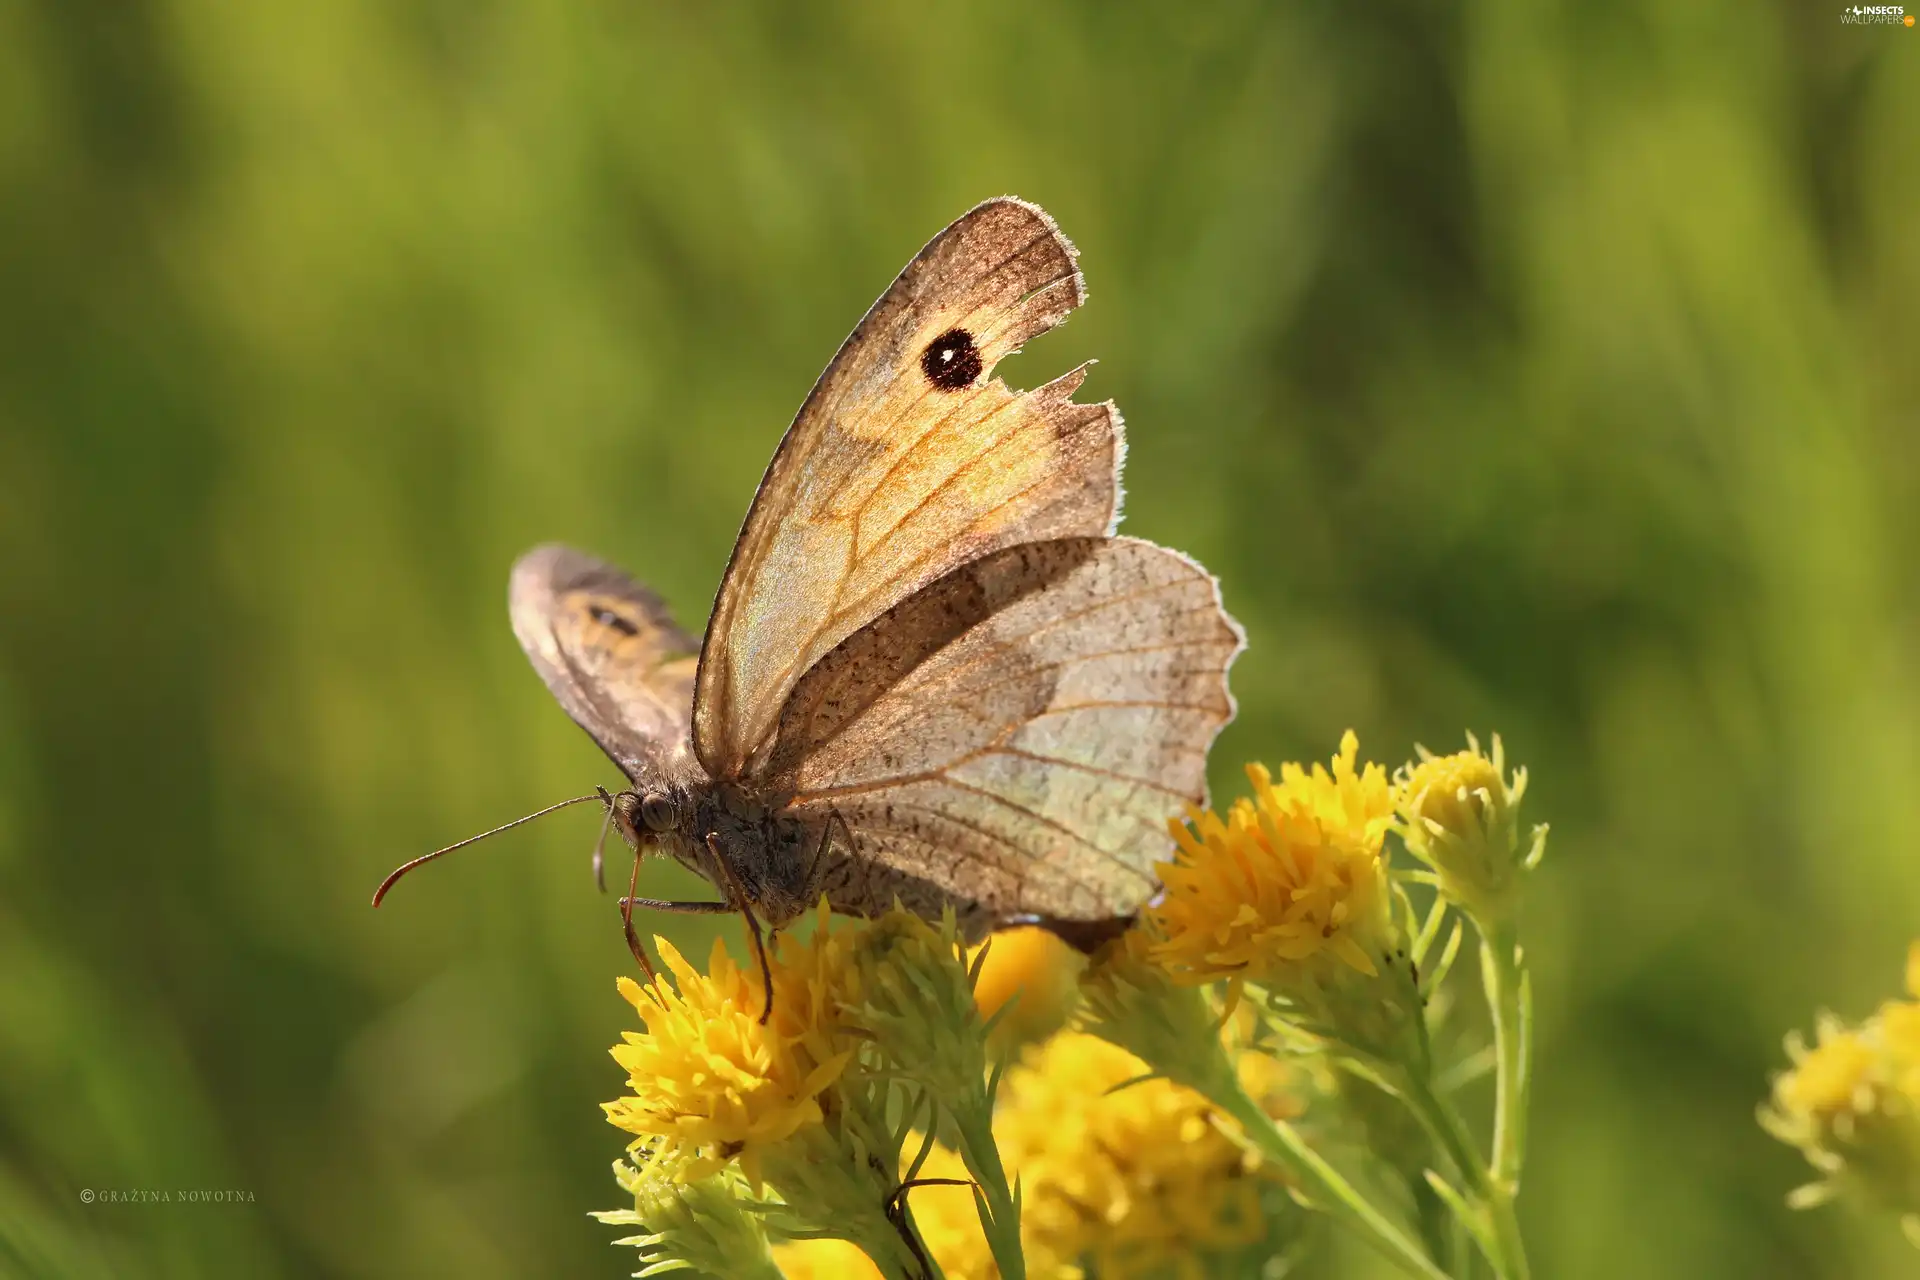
377,198,1242,997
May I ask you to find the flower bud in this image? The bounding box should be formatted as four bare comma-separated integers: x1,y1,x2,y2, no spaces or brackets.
1396,734,1544,926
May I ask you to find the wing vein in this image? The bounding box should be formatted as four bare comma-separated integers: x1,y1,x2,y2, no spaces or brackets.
1032,698,1225,716
848,783,1159,887
848,406,1060,575
985,747,1196,800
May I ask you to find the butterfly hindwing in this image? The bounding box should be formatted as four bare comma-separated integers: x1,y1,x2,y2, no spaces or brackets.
766,537,1243,926
692,197,1121,779
509,543,700,786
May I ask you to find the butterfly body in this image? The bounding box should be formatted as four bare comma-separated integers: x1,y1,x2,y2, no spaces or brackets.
507,198,1244,948
605,777,823,930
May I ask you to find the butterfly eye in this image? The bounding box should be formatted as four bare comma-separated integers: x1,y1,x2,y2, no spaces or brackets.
920,328,982,390
638,793,677,833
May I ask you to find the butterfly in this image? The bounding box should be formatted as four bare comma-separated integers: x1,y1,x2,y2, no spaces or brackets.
378,198,1242,992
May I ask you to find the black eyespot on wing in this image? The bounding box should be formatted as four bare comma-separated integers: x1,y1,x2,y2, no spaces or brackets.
920,328,982,391
589,604,640,636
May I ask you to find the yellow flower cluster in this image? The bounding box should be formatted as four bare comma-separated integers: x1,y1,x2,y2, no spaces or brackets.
1763,943,1920,1241
999,1032,1283,1278
1149,732,1396,988
603,906,956,1277
604,904,1305,1278
1142,733,1432,1069
773,1034,1292,1280
602,929,852,1182
971,925,1084,1048
771,1238,891,1280
601,730,1544,1280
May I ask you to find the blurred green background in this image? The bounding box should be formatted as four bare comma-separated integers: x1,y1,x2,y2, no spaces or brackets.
2,1,1917,1276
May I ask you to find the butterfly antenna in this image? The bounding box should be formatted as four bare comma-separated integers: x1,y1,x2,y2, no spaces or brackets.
590,785,617,894
372,793,603,907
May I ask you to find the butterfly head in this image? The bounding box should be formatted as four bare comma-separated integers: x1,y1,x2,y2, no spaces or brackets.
609,786,683,848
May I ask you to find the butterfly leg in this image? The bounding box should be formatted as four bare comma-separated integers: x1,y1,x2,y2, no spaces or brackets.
708,834,776,1026
616,858,739,983
884,1178,950,1280
618,849,660,983
801,808,854,905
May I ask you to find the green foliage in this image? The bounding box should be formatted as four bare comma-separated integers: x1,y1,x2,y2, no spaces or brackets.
0,2,1915,1276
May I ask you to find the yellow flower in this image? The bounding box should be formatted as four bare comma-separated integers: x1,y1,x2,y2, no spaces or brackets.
1762,943,1920,1243
1147,732,1396,988
770,1238,884,1280
602,911,992,1278
1879,943,1920,1098
1395,733,1543,924
996,1032,1286,1279
1234,1044,1307,1124
602,935,851,1181
1774,1024,1876,1120
971,926,1083,1048
1884,1011,1920,1098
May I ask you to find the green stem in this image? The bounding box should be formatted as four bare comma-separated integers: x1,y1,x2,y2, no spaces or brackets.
1409,1177,1447,1265
1482,925,1530,1190
1486,1184,1528,1280
1213,1086,1454,1280
1410,1170,1462,1275
1398,1072,1529,1280
860,1222,936,1280
949,1104,1025,1280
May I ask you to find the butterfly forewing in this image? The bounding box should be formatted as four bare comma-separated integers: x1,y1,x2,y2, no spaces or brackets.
693,198,1121,779
509,544,700,786
765,537,1243,926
